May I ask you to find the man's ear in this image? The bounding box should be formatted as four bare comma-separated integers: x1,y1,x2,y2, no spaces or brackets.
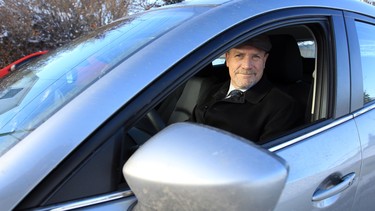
263,53,269,64
225,52,230,67
264,52,269,60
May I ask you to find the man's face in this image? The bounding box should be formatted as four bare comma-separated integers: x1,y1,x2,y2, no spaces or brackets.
225,45,269,90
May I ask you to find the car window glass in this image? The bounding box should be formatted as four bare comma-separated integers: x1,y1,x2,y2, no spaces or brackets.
298,40,316,58
355,21,375,104
212,54,226,65
0,7,207,157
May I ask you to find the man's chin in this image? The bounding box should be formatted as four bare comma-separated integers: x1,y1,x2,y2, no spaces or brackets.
238,80,258,90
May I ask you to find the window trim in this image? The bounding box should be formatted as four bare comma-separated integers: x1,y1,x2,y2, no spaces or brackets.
345,11,375,111
262,13,346,149
269,115,353,152
33,191,135,211
344,12,365,111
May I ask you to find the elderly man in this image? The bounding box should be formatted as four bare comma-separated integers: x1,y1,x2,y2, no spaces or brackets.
191,35,300,144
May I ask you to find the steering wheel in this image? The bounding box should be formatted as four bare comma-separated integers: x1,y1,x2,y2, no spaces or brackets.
146,109,166,132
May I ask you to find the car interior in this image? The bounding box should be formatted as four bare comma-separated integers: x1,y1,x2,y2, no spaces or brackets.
129,24,318,147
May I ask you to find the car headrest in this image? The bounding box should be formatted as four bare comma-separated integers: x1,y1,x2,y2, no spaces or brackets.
196,63,214,77
265,35,303,83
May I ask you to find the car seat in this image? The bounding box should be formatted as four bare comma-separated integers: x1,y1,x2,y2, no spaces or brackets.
167,64,217,124
265,34,312,124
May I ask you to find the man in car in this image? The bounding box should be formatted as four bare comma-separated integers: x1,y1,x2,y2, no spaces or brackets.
190,35,301,144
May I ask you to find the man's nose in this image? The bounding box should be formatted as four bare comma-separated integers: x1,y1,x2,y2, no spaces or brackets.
242,57,254,69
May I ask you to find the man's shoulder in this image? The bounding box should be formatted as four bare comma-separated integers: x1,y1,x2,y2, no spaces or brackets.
196,81,228,104
209,81,229,97
268,86,297,105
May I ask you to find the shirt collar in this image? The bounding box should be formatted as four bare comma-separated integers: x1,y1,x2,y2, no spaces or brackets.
226,84,248,97
214,77,273,104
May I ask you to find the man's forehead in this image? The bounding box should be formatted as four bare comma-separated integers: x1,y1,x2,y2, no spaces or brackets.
229,45,265,53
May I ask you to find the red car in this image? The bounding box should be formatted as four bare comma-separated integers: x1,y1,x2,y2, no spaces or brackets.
0,50,48,78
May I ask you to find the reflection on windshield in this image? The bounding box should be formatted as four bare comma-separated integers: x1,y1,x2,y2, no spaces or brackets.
0,7,206,156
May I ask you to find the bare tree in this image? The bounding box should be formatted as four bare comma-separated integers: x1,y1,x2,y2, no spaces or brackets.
0,0,132,67
163,0,183,5
362,0,375,6
0,1,34,67
0,0,183,68
132,0,162,10
132,0,183,11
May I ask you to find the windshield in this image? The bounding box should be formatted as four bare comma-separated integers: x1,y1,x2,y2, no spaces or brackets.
0,7,208,156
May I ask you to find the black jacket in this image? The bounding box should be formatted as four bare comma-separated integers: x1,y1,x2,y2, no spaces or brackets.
191,77,301,144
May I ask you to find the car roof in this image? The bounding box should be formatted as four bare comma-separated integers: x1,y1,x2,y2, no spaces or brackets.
170,0,375,18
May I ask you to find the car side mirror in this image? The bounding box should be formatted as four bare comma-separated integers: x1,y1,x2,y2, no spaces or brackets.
123,122,288,211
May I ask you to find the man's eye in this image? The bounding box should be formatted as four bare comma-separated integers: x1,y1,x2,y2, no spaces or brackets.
252,55,261,60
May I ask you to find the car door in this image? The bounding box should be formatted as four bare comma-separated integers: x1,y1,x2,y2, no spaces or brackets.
345,12,375,211
119,8,362,210
120,7,363,209
258,9,362,210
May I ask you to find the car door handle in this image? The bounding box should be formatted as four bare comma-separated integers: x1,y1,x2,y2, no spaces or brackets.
312,172,356,201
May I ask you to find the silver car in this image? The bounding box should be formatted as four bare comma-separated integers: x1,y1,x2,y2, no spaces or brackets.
1,0,375,210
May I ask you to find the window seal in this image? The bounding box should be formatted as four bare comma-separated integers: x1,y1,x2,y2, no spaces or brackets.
33,191,135,211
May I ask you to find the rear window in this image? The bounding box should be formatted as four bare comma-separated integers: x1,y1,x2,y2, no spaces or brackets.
355,21,375,104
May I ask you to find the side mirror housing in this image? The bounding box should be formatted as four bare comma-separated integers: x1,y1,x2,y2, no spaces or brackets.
124,122,288,210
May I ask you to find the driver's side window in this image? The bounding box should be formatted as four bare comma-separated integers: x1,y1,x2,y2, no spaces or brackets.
131,25,319,147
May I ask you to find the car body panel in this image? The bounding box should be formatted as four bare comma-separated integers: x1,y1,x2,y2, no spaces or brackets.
353,108,375,210
0,0,374,210
273,117,361,210
344,10,375,211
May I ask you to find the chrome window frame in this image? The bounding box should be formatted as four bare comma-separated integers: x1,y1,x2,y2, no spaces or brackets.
269,115,353,152
34,190,134,211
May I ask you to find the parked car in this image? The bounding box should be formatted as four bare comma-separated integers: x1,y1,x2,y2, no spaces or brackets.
0,50,48,78
1,0,375,210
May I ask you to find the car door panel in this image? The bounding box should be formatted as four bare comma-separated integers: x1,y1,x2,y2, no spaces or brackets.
352,107,375,210
273,117,361,210
344,12,375,210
